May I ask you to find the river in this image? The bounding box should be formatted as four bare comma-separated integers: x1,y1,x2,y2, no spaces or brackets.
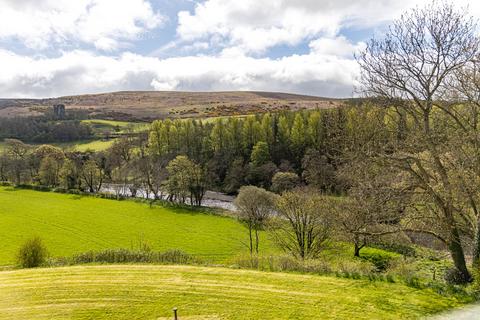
101,184,236,211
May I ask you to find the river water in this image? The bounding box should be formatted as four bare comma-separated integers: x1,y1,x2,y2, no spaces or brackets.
101,184,236,211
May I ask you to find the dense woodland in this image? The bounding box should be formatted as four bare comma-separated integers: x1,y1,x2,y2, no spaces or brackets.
0,107,358,198
0,109,94,143
0,115,93,143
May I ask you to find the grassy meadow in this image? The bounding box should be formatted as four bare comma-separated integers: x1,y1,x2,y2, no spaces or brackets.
0,265,467,320
0,119,148,153
0,187,268,264
81,119,149,133
56,139,117,152
0,187,474,319
0,139,116,153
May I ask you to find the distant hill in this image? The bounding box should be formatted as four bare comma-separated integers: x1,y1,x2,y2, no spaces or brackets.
0,91,344,121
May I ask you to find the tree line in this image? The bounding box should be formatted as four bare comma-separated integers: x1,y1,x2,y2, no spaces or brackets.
0,106,362,196
0,117,93,143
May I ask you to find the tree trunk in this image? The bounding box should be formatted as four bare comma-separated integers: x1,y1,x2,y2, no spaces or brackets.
255,229,259,254
448,225,472,283
353,235,364,257
354,243,361,257
473,222,480,268
248,225,253,255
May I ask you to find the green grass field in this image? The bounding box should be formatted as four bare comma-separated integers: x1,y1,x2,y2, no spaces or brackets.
0,265,466,320
0,139,116,153
82,119,149,133
0,119,147,153
57,139,117,152
0,187,264,265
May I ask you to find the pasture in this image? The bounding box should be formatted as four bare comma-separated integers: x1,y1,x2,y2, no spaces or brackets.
0,139,116,153
0,187,265,264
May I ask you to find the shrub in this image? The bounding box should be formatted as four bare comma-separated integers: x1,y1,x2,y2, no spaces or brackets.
158,249,193,264
271,172,300,193
16,184,52,192
385,259,417,280
444,267,470,285
369,242,416,257
17,237,48,268
336,259,375,276
472,269,480,296
405,275,422,288
360,249,398,271
71,248,195,265
386,274,396,283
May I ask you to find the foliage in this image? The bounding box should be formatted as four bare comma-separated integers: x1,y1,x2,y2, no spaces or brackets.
71,249,194,265
166,155,207,206
271,171,300,193
301,149,337,193
271,189,333,259
359,248,400,271
0,117,93,143
358,1,480,282
250,141,270,166
81,158,104,193
445,267,471,286
234,186,277,254
16,236,48,268
0,187,268,264
334,160,407,257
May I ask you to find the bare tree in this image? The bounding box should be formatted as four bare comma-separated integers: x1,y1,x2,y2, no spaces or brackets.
448,57,480,267
271,189,332,260
81,158,105,193
357,1,480,282
335,161,409,257
234,186,277,255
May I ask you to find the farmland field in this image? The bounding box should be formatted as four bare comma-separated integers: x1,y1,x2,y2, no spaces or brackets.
0,187,266,265
57,139,117,152
81,119,150,133
0,139,116,153
0,265,466,320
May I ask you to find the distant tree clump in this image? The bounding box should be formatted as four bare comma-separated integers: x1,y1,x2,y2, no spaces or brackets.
271,172,300,194
166,155,207,206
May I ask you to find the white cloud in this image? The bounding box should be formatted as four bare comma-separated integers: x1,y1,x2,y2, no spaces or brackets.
0,0,164,51
0,48,359,98
176,0,429,54
309,36,365,58
176,0,480,55
1,0,479,99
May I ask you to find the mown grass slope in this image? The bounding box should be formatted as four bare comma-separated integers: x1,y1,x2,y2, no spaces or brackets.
0,265,466,320
0,187,265,264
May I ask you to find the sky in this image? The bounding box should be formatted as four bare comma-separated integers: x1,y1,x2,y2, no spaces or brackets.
0,0,478,99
